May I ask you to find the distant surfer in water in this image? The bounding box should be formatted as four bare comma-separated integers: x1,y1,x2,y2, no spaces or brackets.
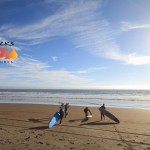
64,103,69,118
59,106,64,125
99,104,105,120
84,107,92,118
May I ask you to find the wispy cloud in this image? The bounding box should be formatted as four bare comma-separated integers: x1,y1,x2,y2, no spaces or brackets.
1,1,150,66
124,52,150,65
1,1,103,42
1,0,120,61
51,56,58,61
119,21,150,65
73,67,108,74
0,57,93,88
121,21,150,31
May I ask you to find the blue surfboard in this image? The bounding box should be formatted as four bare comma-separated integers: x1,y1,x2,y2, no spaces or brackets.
48,112,60,128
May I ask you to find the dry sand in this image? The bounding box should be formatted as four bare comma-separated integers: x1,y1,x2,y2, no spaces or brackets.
0,104,150,150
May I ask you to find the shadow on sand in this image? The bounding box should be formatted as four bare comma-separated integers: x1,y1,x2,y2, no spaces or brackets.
28,118,49,123
69,117,89,123
29,126,48,130
28,118,43,123
80,121,119,126
69,118,83,122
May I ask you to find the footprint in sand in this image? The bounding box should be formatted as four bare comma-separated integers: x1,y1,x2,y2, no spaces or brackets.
59,138,63,141
30,131,35,134
25,137,30,140
117,143,123,146
37,134,42,136
34,135,39,139
36,141,43,144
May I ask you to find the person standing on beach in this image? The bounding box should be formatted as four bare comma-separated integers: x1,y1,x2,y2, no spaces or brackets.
99,104,105,120
84,107,92,118
59,106,64,125
64,103,69,118
61,103,64,108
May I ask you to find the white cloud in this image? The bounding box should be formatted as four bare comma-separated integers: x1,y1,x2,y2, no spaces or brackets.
1,1,102,42
0,36,8,42
73,70,89,74
76,84,150,90
0,57,93,88
121,21,150,31
124,52,150,65
0,1,150,66
51,56,58,61
73,67,108,74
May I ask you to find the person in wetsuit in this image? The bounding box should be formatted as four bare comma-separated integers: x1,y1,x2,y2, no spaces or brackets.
84,107,92,118
64,103,69,118
99,104,105,120
59,106,64,125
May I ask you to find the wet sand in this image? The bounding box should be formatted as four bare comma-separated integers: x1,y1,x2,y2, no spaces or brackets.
0,104,150,150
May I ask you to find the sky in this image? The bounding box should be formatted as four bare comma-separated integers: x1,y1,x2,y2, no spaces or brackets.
1,0,150,89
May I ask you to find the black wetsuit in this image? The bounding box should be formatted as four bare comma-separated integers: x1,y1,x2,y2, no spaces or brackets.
64,103,69,118
100,105,105,120
59,108,64,124
84,107,92,118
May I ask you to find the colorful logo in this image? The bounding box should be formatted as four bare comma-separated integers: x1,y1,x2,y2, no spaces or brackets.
0,42,18,64
0,48,18,59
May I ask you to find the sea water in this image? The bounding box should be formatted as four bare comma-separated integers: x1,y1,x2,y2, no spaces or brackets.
0,89,150,109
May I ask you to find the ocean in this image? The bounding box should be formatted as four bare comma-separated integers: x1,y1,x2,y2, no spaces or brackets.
0,89,150,109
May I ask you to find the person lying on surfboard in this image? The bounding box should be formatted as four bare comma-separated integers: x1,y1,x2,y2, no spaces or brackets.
99,104,105,120
84,107,92,118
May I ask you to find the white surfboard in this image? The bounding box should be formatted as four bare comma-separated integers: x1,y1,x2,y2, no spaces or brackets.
87,115,92,118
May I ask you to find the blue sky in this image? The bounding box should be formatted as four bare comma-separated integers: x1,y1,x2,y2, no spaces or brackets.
1,0,150,89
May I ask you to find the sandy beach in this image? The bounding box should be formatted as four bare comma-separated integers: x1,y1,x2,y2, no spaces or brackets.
0,104,150,150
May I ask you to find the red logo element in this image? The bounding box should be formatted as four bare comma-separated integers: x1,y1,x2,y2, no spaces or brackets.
0,48,18,59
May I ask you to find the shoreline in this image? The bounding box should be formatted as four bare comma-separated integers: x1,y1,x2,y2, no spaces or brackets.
0,104,150,150
0,102,150,110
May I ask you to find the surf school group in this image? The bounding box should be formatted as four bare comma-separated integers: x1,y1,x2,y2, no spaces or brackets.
49,103,114,128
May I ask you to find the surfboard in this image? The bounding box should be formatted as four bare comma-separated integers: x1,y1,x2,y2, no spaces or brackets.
99,108,120,123
48,112,60,128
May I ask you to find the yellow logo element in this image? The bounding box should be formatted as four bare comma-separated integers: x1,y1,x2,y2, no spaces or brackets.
0,48,18,60
5,49,18,59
